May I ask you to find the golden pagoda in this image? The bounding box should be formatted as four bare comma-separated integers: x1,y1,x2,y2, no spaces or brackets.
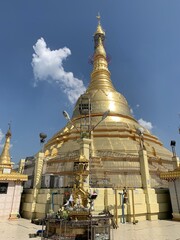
21,16,176,222
44,16,173,189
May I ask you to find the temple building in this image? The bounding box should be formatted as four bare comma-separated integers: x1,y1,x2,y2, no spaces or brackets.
160,142,180,221
0,127,27,219
20,16,178,223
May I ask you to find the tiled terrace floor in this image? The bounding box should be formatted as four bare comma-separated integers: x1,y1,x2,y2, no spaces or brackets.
112,220,180,240
0,218,180,240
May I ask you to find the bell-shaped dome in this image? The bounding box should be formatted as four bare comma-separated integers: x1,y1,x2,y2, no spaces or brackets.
73,23,132,120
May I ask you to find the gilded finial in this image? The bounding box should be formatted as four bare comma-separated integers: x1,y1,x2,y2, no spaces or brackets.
6,122,12,138
94,13,105,36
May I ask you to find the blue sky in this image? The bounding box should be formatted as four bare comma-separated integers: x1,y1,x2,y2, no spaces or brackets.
0,0,180,163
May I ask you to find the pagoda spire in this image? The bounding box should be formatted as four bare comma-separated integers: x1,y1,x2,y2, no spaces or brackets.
0,125,12,169
94,13,105,48
87,15,115,91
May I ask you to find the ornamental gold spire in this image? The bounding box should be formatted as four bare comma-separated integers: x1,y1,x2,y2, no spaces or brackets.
87,15,115,91
72,15,133,119
94,37,106,58
0,125,12,169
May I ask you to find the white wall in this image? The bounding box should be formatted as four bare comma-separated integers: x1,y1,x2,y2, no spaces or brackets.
0,181,22,218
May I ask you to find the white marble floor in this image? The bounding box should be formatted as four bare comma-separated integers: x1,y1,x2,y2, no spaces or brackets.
0,218,40,240
0,218,180,240
112,220,180,240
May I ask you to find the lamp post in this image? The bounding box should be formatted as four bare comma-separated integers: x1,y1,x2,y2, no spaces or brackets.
119,192,125,224
62,110,81,134
50,192,58,213
90,110,110,132
131,188,137,224
63,109,110,138
136,127,145,150
39,132,47,153
170,140,176,157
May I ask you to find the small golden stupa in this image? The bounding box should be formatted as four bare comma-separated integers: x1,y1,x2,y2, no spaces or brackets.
0,126,27,219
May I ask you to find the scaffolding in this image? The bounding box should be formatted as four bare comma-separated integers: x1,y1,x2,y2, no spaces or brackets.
41,213,113,240
78,96,92,139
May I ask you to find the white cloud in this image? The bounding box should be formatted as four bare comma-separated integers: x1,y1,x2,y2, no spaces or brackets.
0,129,13,149
31,38,86,104
0,129,4,142
130,104,140,116
130,108,134,115
138,118,153,131
0,129,5,148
